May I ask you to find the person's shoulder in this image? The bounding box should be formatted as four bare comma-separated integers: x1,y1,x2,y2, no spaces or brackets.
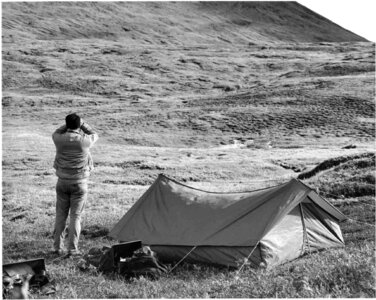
52,131,65,139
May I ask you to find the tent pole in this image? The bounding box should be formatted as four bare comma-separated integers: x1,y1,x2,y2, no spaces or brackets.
236,240,260,275
299,203,311,254
168,246,197,273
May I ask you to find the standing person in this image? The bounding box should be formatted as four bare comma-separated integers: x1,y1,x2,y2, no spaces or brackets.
52,113,98,256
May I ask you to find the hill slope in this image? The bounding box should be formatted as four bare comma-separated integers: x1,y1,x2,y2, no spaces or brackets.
2,2,374,148
2,2,367,44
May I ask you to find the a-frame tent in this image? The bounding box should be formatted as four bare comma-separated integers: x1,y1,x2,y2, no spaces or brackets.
109,174,346,268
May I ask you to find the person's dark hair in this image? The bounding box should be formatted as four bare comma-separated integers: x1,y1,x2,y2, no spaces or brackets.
65,113,81,129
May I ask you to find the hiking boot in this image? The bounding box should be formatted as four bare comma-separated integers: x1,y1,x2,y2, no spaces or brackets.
53,249,66,256
68,250,82,257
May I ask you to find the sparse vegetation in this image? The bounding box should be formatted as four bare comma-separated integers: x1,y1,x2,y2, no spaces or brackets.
37,74,105,95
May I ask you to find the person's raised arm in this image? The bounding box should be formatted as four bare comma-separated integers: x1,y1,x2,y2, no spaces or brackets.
80,120,98,146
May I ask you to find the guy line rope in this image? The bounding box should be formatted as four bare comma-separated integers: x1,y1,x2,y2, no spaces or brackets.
346,218,375,227
168,246,197,273
236,241,261,275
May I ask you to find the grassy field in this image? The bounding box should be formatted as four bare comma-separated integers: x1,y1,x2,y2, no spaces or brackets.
2,2,375,298
2,130,375,298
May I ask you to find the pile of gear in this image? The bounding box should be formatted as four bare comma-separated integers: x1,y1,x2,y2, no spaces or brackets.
78,242,168,279
3,242,167,298
2,259,55,299
117,246,168,278
3,274,33,299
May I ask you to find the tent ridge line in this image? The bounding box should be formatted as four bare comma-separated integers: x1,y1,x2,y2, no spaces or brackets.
158,173,291,195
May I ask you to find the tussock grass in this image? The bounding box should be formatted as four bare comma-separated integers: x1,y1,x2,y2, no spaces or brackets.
298,152,374,179
302,152,375,198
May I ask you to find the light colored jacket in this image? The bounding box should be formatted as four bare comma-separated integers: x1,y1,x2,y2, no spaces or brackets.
52,123,98,182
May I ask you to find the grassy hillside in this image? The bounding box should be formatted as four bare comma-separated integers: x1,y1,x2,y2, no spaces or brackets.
2,1,375,298
2,2,367,43
2,2,375,147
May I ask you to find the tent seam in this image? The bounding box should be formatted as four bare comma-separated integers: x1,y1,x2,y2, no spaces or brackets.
299,203,310,255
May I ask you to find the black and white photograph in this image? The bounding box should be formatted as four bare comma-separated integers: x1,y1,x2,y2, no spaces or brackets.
2,1,375,298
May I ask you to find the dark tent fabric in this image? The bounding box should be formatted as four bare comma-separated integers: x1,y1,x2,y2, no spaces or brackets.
109,174,346,268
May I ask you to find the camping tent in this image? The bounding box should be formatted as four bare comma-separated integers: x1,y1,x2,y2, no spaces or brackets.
109,174,346,268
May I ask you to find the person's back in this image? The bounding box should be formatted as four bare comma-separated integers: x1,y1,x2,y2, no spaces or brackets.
53,120,98,182
52,113,98,256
